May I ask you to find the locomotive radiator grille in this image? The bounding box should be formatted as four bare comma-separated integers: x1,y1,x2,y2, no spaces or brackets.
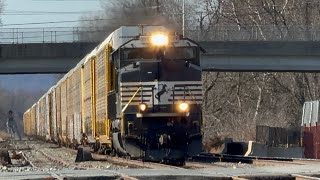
120,81,202,107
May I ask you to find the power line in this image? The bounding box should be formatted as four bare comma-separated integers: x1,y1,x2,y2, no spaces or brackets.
2,13,94,16
2,10,99,15
0,30,105,40
4,10,97,13
0,26,106,29
32,0,106,1
0,14,173,27
0,18,113,27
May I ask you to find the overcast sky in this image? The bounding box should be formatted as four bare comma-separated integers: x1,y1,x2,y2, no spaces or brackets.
2,0,103,28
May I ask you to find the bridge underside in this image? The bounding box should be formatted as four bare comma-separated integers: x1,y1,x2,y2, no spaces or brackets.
3,55,319,74
0,42,97,74
201,55,320,72
1,41,320,74
200,41,320,72
0,58,80,74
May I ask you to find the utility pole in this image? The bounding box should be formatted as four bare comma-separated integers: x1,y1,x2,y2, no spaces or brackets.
199,11,203,31
305,2,311,40
156,0,160,15
182,0,185,37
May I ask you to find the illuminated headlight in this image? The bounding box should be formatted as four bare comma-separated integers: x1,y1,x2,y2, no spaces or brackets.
151,34,168,46
178,102,189,112
139,103,148,112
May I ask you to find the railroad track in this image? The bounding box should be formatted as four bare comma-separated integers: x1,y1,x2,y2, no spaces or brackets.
23,139,303,170
12,142,72,171
73,148,186,170
32,139,187,170
232,174,320,180
10,139,320,171
0,140,68,173
189,152,320,165
33,148,82,169
23,139,185,170
6,140,320,179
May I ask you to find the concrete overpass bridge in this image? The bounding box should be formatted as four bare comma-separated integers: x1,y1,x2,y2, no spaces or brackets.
0,42,98,74
200,41,320,72
2,41,320,73
1,27,320,73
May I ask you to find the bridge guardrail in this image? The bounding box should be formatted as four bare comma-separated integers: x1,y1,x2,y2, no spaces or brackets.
2,26,320,44
0,27,104,44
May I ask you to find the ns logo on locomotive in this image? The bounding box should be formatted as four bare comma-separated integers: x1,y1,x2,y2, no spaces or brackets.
23,26,204,165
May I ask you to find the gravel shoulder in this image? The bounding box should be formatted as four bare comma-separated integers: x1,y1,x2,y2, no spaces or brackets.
1,139,320,179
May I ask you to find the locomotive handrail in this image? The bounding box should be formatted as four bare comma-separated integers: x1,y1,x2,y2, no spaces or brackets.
186,87,201,106
121,87,142,113
185,86,203,114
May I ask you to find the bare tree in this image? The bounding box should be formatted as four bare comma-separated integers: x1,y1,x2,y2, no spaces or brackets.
78,0,189,41
0,0,5,24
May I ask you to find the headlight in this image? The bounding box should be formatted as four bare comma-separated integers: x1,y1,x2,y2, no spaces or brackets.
178,102,189,112
139,103,148,112
151,34,168,46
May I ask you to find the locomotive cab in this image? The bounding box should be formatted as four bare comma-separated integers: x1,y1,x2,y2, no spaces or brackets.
110,29,204,164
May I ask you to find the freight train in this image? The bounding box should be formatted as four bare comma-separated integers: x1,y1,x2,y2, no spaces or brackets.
23,26,204,164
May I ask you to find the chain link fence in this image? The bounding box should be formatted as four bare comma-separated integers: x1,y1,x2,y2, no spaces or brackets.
0,27,105,44
186,25,320,41
2,25,320,44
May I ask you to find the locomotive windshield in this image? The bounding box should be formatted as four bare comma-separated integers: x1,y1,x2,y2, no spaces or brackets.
122,47,197,61
120,46,200,82
164,47,196,60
